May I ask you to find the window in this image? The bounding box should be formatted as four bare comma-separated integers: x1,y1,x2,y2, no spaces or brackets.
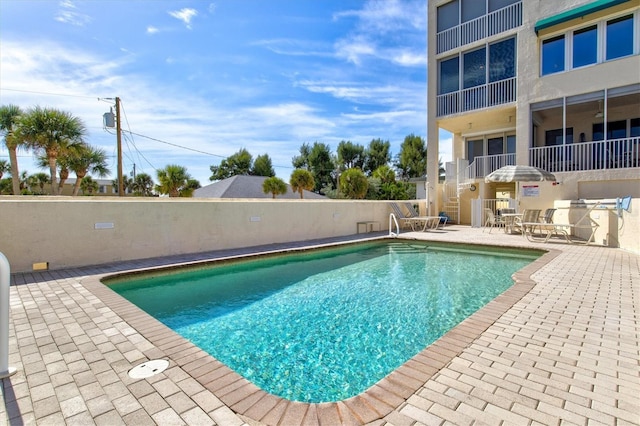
488,137,503,155
631,118,640,137
542,35,565,75
489,37,515,82
439,56,459,95
545,128,573,146
506,135,516,154
541,12,638,76
437,0,459,33
467,139,484,164
461,0,485,23
606,15,633,60
592,121,627,140
573,26,597,68
463,47,486,89
489,0,518,13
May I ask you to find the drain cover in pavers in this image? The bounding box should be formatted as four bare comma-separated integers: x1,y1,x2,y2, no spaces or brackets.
128,359,169,379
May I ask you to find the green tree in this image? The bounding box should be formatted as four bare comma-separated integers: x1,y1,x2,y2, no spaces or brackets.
339,168,369,199
181,178,201,198
209,148,252,181
289,169,315,199
364,138,391,175
131,173,155,196
262,176,287,198
68,144,110,196
0,159,9,180
292,143,311,169
26,172,50,194
396,134,426,180
252,154,275,177
17,106,87,195
336,140,365,171
156,164,199,197
308,142,335,193
0,104,25,195
80,176,99,195
372,165,396,184
0,178,12,195
112,175,133,195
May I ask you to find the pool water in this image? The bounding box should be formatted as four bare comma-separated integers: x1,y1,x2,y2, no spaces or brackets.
108,241,539,403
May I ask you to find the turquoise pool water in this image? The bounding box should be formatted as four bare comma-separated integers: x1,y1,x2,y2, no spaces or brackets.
108,241,539,403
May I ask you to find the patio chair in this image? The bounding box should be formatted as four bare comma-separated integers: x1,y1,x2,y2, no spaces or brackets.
403,203,443,230
513,209,541,236
483,208,504,233
524,203,601,244
390,203,439,232
541,208,556,223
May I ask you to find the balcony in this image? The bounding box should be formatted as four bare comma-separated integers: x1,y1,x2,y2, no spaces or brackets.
437,77,516,117
529,137,640,173
436,2,522,54
462,153,516,182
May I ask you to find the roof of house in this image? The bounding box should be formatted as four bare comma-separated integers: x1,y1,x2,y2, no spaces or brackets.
193,175,326,199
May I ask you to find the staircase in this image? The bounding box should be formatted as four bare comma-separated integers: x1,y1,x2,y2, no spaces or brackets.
442,162,461,224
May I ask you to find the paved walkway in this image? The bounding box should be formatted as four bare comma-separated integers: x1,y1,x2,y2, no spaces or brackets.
1,227,639,425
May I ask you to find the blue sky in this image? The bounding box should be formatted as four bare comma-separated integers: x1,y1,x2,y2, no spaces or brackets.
0,0,449,185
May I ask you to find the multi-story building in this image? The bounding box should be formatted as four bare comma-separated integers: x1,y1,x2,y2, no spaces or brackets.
426,0,640,225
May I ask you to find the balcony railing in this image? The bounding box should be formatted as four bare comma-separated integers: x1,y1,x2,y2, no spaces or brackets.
462,153,516,181
529,138,640,173
437,77,516,117
436,2,522,54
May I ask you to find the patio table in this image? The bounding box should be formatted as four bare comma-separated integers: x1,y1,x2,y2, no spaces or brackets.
501,213,522,234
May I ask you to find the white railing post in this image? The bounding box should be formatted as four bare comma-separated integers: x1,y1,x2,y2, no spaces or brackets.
389,214,400,237
0,252,17,378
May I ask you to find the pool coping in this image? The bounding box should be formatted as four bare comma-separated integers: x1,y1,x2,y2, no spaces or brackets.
81,238,561,425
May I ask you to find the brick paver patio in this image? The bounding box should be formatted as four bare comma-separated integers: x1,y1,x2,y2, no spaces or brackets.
1,226,638,425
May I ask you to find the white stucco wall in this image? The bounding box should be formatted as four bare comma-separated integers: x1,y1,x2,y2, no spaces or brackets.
0,197,394,273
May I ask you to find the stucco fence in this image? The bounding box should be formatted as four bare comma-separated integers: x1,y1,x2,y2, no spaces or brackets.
1,196,638,273
0,197,397,273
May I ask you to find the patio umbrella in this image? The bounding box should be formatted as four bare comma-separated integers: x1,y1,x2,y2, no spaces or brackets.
485,165,556,183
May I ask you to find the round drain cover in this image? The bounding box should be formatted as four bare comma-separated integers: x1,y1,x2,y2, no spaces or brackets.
128,359,169,379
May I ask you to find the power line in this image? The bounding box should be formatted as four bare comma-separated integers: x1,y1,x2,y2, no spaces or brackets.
0,87,102,100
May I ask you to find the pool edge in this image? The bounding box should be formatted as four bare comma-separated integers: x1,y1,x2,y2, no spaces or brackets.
82,241,561,425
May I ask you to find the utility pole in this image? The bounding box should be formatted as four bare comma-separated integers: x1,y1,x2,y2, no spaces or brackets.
115,97,124,196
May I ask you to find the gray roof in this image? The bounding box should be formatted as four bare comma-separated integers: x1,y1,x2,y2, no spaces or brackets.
193,175,326,199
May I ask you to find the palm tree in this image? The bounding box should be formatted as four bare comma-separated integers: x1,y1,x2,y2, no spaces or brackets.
155,164,198,197
131,173,155,196
68,144,109,196
112,175,133,195
17,106,87,195
79,176,99,195
26,172,50,194
289,169,315,199
0,159,9,180
262,176,287,198
0,104,25,195
339,168,369,199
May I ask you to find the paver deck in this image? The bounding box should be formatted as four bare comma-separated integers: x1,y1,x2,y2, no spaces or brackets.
1,226,639,425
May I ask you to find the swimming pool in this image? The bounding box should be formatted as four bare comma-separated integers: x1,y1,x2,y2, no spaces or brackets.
107,241,539,403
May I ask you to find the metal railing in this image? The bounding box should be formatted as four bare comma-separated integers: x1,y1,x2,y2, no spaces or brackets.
437,77,516,117
529,137,640,173
436,2,522,54
461,153,516,182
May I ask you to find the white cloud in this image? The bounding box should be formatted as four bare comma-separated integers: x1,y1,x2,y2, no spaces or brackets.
333,0,425,67
146,26,159,34
334,37,376,65
168,8,198,29
55,0,92,27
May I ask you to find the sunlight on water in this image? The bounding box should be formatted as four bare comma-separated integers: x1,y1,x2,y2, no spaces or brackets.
109,242,538,402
